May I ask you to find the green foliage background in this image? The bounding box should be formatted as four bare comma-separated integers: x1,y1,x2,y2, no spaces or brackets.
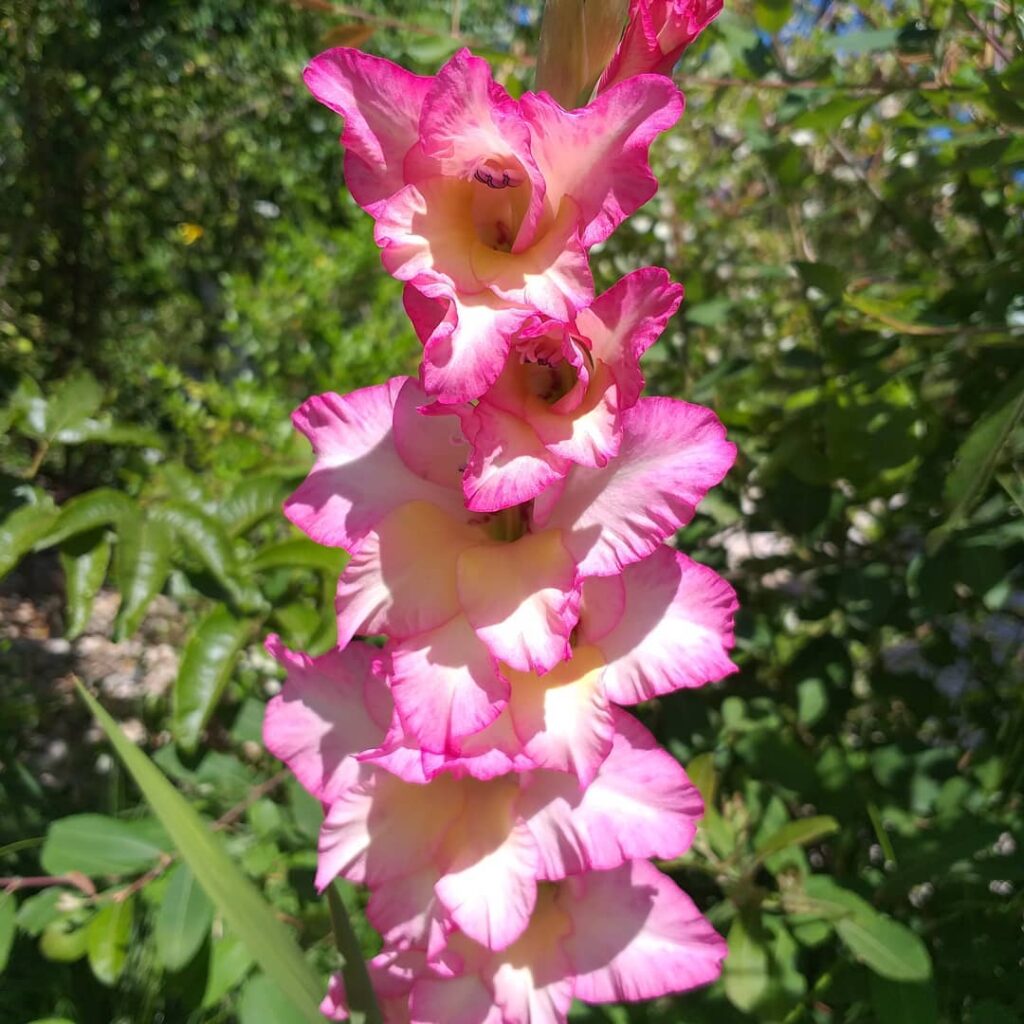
1,0,1022,1021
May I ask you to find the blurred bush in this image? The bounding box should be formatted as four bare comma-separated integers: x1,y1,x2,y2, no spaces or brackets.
1,0,1022,1021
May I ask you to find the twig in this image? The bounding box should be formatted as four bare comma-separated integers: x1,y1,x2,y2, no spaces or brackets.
0,872,96,897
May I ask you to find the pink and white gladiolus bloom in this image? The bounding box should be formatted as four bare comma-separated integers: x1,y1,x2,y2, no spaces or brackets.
598,0,724,93
263,639,704,952
365,543,738,785
411,266,684,511
321,861,728,1024
304,47,683,403
283,376,734,754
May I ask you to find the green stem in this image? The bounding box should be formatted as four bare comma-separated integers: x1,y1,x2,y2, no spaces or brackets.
326,883,383,1024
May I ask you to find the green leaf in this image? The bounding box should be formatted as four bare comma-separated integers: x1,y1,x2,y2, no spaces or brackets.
16,890,64,936
754,815,839,860
825,27,899,54
172,605,255,752
870,974,938,1024
0,498,58,578
221,475,288,537
930,371,1024,550
686,752,717,806
238,973,313,1024
155,863,215,971
836,908,932,982
31,372,104,441
250,536,348,574
754,0,791,34
723,916,770,1013
60,528,112,639
86,896,134,986
36,489,135,550
75,681,325,1022
114,512,173,640
40,814,166,877
152,500,249,607
202,931,255,1007
39,918,92,963
794,260,847,301
0,892,15,971
54,418,164,447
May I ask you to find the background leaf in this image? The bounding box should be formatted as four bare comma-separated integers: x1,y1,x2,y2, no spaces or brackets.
60,528,112,639
155,863,215,972
75,681,325,1022
172,605,255,752
40,815,166,877
86,896,134,986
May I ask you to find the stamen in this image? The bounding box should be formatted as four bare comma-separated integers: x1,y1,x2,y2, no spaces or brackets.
473,168,519,190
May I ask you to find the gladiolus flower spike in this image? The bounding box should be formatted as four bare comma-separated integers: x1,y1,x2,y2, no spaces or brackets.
264,7,736,1021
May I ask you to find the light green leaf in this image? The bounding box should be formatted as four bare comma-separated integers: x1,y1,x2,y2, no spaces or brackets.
221,475,288,537
60,528,112,639
686,752,717,807
172,604,255,752
825,27,899,54
40,814,166,877
0,498,59,578
238,973,312,1024
754,815,839,861
836,907,932,982
75,681,324,1022
32,372,104,441
114,512,173,640
16,890,64,936
40,917,92,963
723,916,770,1013
754,0,791,35
55,418,164,447
87,896,134,985
250,537,348,574
35,489,135,550
0,892,15,971
202,931,255,1007
155,863,215,971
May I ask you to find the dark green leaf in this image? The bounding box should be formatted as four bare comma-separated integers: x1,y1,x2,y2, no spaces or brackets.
60,528,112,639
837,910,931,981
250,536,348,574
76,682,324,1022
870,974,939,1024
86,896,134,985
221,475,288,537
755,816,839,860
172,605,254,752
41,814,167,877
155,863,215,971
35,489,135,550
152,500,249,607
114,512,173,640
930,370,1024,549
